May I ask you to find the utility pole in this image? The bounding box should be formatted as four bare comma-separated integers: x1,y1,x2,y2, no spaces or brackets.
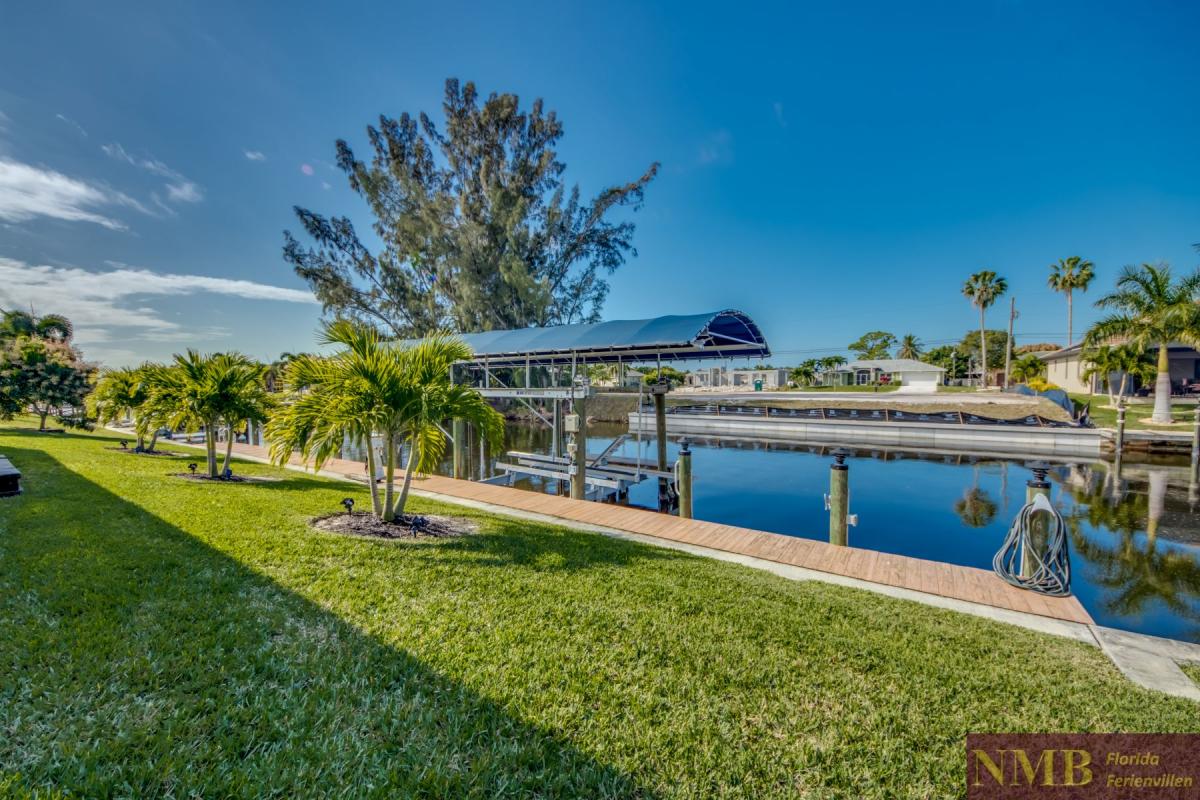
1003,297,1016,391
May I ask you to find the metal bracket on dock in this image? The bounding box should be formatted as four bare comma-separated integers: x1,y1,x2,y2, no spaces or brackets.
822,494,858,526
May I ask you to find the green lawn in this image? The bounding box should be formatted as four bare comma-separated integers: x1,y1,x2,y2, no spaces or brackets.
0,422,1196,798
1072,393,1199,431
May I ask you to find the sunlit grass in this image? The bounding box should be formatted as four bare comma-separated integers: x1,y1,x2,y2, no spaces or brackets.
1,421,1196,798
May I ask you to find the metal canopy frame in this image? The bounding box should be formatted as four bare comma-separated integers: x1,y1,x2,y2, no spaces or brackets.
443,309,769,369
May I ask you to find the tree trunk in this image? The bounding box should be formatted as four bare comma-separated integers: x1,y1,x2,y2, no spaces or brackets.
38,409,49,431
221,422,236,475
364,433,382,516
1151,343,1172,424
381,433,396,521
1066,290,1074,347
1113,372,1125,407
205,426,218,477
147,430,159,453
393,438,420,520
978,308,988,389
135,434,146,452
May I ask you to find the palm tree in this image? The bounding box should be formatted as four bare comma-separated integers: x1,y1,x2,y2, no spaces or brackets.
0,310,73,342
267,323,503,522
1086,263,1200,424
1009,354,1047,384
962,271,1008,389
1083,345,1156,406
1048,256,1095,346
896,334,923,360
88,365,158,451
144,351,272,477
788,364,816,387
1081,346,1121,404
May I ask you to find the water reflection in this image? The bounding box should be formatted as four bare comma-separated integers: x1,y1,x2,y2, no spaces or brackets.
373,421,1200,642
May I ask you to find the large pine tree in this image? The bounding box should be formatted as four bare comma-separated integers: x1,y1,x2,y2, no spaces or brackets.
285,79,659,336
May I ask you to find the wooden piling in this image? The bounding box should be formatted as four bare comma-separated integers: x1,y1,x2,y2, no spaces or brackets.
452,418,467,479
676,441,693,519
828,460,848,547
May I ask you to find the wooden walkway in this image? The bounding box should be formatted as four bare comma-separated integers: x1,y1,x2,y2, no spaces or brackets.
215,440,1094,626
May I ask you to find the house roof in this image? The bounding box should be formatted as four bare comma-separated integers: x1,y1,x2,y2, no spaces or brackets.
420,309,770,367
838,358,945,373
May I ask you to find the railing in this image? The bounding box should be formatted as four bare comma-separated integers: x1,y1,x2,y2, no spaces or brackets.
646,403,1085,429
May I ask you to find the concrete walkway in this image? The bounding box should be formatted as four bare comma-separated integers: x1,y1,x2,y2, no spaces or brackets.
172,436,1200,700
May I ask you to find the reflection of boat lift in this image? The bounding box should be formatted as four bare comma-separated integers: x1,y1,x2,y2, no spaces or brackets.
490,437,677,503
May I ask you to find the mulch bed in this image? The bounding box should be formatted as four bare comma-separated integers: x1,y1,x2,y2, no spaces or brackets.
105,447,181,457
170,472,280,484
311,511,477,540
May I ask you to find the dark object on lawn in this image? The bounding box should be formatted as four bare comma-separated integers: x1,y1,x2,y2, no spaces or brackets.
188,462,197,475
222,467,233,479
119,440,128,450
0,455,21,497
341,497,355,514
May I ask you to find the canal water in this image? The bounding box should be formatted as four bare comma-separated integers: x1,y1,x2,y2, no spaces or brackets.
438,421,1200,643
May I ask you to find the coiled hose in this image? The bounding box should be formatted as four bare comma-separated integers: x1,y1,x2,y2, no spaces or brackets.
992,493,1072,596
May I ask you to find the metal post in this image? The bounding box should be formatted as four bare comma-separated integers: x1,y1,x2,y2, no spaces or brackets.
452,418,467,479
676,439,693,519
1022,463,1051,579
828,449,849,546
654,388,668,509
1003,297,1015,390
479,428,490,480
1115,401,1127,458
570,395,587,500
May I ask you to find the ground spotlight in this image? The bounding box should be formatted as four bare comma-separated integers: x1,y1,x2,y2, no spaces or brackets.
341,497,355,514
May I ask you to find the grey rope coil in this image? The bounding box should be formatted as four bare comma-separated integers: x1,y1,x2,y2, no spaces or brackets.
992,493,1072,596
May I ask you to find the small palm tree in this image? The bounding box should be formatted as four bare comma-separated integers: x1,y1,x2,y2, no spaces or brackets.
897,334,923,360
1082,344,1156,405
267,322,503,522
144,351,271,477
788,364,816,387
1081,346,1121,404
88,365,158,450
1086,263,1200,424
962,271,1008,389
1009,354,1047,384
1048,256,1095,346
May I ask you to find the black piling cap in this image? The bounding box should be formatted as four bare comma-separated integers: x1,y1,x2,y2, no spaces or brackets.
1027,460,1051,488
679,438,691,455
831,448,851,469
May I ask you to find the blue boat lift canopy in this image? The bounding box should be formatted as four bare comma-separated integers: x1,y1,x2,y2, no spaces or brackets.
448,309,769,369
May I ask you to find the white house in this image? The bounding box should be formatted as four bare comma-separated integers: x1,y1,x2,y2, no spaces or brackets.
684,366,789,390
822,359,945,393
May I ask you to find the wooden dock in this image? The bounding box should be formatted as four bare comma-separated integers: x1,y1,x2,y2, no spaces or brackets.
205,439,1094,627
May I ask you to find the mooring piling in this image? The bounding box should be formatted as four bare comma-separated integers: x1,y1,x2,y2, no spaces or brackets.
1021,462,1052,580
452,418,468,479
827,448,850,547
676,438,693,519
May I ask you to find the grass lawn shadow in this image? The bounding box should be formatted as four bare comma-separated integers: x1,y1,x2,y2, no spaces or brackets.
0,441,651,798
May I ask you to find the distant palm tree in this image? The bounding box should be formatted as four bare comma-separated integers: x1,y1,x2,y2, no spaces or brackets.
789,364,816,387
1009,354,1047,384
88,365,159,451
1048,256,1095,346
0,310,72,342
962,271,1008,389
897,334,923,360
1086,263,1200,424
1082,344,1156,406
145,351,272,477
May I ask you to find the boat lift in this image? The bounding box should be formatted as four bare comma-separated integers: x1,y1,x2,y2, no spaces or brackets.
436,310,771,509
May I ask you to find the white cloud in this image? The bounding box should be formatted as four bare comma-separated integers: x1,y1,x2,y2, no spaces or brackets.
300,163,314,176
0,257,316,358
697,130,733,165
102,142,204,204
244,150,265,161
0,158,133,230
166,181,203,203
321,181,331,191
55,113,88,137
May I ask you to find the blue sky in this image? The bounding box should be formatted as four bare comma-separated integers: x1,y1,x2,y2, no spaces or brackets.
1,0,1197,366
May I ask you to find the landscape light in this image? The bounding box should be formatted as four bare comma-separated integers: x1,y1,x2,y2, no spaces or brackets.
188,463,197,475
341,497,355,514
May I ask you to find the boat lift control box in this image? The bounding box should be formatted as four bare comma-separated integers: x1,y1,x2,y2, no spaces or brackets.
563,414,581,433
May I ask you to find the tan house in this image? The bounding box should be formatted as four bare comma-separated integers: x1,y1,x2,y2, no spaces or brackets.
1039,342,1200,395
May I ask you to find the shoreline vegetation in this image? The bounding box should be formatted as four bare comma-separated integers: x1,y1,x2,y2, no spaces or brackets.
1,419,1197,798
